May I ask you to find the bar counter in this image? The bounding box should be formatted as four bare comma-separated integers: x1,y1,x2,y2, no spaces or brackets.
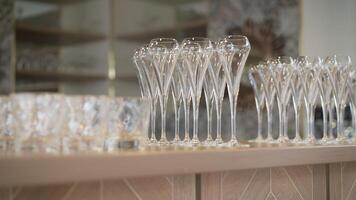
1,144,356,199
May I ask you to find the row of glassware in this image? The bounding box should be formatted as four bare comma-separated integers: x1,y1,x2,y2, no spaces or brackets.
249,55,355,145
133,36,355,146
0,94,150,153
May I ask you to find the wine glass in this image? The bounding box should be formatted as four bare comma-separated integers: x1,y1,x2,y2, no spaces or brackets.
181,37,213,145
318,62,334,144
139,45,159,144
325,55,352,143
290,60,304,143
171,63,183,144
269,56,294,143
259,63,276,143
203,70,215,145
149,38,179,145
248,66,265,143
207,42,226,145
218,35,251,146
348,71,356,143
295,57,319,144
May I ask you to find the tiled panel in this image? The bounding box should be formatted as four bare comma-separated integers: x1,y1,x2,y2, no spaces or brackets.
330,162,356,200
0,174,195,200
201,165,327,200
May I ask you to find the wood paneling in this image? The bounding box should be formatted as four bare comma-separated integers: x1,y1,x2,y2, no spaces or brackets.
329,162,356,200
201,165,327,200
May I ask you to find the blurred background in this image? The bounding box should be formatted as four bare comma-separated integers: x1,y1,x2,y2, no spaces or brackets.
0,0,355,139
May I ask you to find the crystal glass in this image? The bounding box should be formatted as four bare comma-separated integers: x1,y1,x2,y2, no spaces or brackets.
181,37,212,145
106,98,150,151
139,45,159,144
33,94,64,153
149,38,179,145
218,35,250,146
248,66,265,142
290,60,304,143
207,42,226,144
325,55,352,143
318,62,334,144
297,56,320,144
0,96,13,152
203,71,214,145
80,95,109,152
64,95,84,152
348,71,356,143
11,93,36,153
171,63,183,143
269,56,294,143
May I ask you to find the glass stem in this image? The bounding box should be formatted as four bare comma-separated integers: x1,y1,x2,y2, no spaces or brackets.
295,107,301,140
321,102,328,140
266,103,273,140
255,98,262,140
277,98,283,140
340,105,345,139
216,98,223,142
328,104,334,139
205,97,212,141
351,104,356,138
183,98,191,141
160,96,168,142
229,95,238,142
309,105,315,140
192,98,200,143
335,104,341,139
173,97,180,141
150,98,157,141
282,105,288,139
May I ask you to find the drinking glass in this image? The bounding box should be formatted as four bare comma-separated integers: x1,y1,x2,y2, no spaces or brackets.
64,95,84,152
348,71,356,143
106,98,150,151
139,45,159,144
296,57,320,144
269,56,294,143
248,66,265,142
218,35,250,146
33,94,64,153
325,55,352,143
80,95,109,152
259,64,276,143
11,93,36,153
181,37,212,145
318,63,334,144
133,47,155,143
0,96,13,152
290,61,304,143
149,38,179,145
207,42,226,144
203,71,214,145
171,64,183,143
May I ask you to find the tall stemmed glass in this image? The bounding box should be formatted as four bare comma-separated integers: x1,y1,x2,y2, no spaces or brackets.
318,63,334,144
270,56,293,143
133,48,152,143
139,46,160,144
181,37,213,145
203,72,214,145
208,42,226,144
325,55,352,143
149,38,179,145
298,56,320,144
171,64,183,143
290,62,304,143
348,71,356,143
259,63,276,143
248,66,265,142
218,35,250,146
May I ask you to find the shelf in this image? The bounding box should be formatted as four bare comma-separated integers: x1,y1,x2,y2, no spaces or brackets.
16,69,108,82
16,23,107,46
22,0,93,5
16,82,59,92
1,144,356,187
116,19,208,43
135,0,206,6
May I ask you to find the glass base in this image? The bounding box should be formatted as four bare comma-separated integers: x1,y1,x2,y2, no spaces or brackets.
277,136,290,143
202,138,214,147
291,137,304,144
248,137,265,143
301,137,317,145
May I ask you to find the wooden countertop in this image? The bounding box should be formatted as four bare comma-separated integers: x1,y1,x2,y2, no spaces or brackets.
1,143,356,187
